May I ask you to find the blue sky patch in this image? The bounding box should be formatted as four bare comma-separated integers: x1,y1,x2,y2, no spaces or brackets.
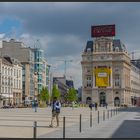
0,17,22,37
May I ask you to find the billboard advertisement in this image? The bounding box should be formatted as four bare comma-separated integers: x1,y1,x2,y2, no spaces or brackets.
91,24,115,37
94,67,111,87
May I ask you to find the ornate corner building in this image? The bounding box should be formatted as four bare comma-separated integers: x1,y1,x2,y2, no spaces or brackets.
81,27,140,106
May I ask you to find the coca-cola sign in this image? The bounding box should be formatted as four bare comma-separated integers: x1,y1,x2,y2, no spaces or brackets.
91,24,115,37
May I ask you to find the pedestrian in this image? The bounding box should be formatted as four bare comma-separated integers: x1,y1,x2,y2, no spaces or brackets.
89,103,93,111
49,97,61,128
95,102,97,111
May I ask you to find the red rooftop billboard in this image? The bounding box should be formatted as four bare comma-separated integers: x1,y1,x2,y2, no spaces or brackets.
91,24,115,37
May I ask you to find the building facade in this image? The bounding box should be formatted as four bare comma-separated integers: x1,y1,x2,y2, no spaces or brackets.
32,40,50,95
0,56,22,107
81,37,140,106
0,39,35,102
130,61,140,105
52,74,74,103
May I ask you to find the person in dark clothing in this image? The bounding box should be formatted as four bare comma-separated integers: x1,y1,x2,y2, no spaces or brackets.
49,97,61,127
95,102,98,111
89,103,93,111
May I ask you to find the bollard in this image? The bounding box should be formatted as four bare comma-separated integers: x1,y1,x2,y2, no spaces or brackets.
33,121,37,139
114,109,115,116
90,111,92,127
116,108,117,115
111,109,112,117
107,110,109,119
79,114,82,132
103,110,105,121
63,116,65,139
98,111,99,124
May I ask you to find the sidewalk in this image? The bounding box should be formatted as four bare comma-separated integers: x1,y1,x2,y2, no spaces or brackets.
38,107,140,138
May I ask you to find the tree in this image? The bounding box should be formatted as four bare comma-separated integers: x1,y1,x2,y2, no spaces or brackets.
39,86,50,103
51,84,61,100
66,88,77,103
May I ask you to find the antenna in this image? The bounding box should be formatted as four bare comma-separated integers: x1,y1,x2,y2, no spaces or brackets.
34,39,41,49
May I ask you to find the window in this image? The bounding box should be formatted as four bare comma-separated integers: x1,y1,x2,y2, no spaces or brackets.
87,48,91,52
87,69,90,73
87,82,92,87
11,69,12,76
14,79,15,88
115,74,120,86
2,87,4,93
19,80,20,89
115,47,119,52
8,68,10,75
87,76,92,80
14,69,16,76
5,87,7,93
5,68,7,75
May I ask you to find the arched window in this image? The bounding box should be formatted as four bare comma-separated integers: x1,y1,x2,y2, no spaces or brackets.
115,47,119,52
114,97,120,106
86,97,92,104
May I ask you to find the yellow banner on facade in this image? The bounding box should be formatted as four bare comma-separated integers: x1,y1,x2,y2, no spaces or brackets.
95,67,111,87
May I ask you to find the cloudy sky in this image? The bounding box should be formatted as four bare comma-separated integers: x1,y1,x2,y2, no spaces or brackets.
0,2,140,88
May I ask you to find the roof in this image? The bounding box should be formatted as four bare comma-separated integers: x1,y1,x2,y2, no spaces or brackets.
113,39,127,51
84,41,93,52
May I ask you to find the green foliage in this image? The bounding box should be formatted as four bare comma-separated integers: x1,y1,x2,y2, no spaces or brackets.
39,87,50,102
51,84,61,100
66,88,77,102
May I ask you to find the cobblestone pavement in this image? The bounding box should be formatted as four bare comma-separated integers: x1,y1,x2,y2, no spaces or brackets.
0,106,139,138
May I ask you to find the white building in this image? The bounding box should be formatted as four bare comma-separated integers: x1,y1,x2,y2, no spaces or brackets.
0,56,22,107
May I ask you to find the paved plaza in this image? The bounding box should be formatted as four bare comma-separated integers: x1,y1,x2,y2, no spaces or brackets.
0,106,139,138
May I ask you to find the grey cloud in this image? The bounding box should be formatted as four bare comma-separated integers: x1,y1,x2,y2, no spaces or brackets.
1,2,140,88
0,3,140,53
41,34,85,58
1,2,139,38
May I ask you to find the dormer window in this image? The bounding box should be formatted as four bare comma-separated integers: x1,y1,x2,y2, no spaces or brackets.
87,48,91,52
115,47,119,52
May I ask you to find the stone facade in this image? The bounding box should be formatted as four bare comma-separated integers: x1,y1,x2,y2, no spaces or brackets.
81,37,140,106
0,39,35,102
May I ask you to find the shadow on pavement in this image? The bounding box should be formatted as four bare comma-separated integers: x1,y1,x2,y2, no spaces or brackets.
119,107,140,113
111,120,140,138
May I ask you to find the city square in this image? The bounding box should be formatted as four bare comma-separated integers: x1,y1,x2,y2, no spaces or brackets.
0,2,140,139
0,106,139,138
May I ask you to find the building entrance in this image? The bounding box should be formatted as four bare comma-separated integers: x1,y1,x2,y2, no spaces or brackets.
86,97,92,104
114,97,120,106
99,92,106,106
